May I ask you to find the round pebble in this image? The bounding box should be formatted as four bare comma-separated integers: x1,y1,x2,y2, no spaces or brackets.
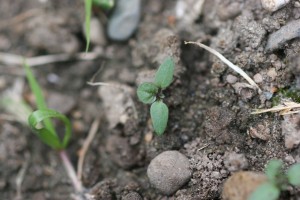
147,151,192,195
107,0,141,41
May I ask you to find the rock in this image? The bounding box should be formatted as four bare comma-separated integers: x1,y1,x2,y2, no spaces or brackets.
266,19,300,51
267,68,277,80
226,74,238,84
122,192,142,200
217,2,242,21
233,12,266,48
87,17,107,46
282,114,300,149
224,152,248,172
232,82,256,101
98,83,134,128
107,0,141,41
261,0,290,12
175,0,205,25
222,171,267,200
253,73,263,83
247,122,271,141
147,151,191,195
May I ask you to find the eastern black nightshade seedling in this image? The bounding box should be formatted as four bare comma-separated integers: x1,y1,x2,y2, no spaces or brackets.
137,57,174,135
249,159,300,200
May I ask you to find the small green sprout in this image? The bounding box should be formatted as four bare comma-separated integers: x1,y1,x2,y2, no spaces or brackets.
85,0,115,52
137,57,174,135
24,62,82,192
24,63,71,150
249,159,300,200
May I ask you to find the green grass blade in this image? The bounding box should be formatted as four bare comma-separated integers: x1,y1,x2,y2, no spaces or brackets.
24,61,55,133
85,0,92,52
28,109,72,149
93,0,114,9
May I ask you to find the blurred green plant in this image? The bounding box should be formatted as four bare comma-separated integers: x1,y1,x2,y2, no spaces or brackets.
84,0,114,52
137,57,174,135
249,159,300,200
24,62,82,192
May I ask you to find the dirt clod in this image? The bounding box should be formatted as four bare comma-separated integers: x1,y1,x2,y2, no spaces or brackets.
222,171,267,200
147,150,191,195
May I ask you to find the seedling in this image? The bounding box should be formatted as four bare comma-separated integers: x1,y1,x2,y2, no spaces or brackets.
249,159,300,200
137,57,174,135
24,62,83,192
84,0,114,52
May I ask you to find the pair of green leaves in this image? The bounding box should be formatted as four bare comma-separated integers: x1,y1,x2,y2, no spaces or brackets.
249,159,300,200
24,63,71,150
137,57,175,135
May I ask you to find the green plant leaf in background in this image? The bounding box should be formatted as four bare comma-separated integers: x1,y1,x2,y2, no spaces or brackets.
154,57,175,89
28,109,71,150
137,82,159,104
265,159,283,183
24,62,55,134
150,101,168,135
85,0,92,52
93,0,114,9
287,163,300,187
248,182,280,200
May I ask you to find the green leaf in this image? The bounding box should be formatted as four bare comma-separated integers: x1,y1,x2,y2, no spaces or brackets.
265,159,283,182
287,163,300,186
93,0,114,9
137,82,159,104
150,101,168,135
248,182,280,200
28,109,71,150
24,61,55,134
85,0,92,52
154,57,175,89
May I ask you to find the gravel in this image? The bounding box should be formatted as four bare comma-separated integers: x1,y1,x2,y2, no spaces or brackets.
147,150,192,195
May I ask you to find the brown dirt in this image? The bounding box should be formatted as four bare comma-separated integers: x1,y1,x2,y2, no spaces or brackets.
0,0,300,199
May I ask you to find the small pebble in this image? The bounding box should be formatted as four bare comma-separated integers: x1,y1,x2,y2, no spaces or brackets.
267,68,277,80
107,0,141,41
226,74,238,84
88,17,107,46
261,0,290,12
282,114,300,149
266,19,300,51
147,151,192,195
253,73,263,83
224,152,248,172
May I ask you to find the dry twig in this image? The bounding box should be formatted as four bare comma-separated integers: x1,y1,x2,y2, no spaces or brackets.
0,50,104,67
252,101,300,115
184,41,262,93
77,119,100,181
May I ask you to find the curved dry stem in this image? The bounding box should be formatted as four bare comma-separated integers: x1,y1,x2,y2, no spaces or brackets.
185,41,262,93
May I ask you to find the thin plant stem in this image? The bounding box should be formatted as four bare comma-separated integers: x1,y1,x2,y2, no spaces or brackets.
59,150,83,193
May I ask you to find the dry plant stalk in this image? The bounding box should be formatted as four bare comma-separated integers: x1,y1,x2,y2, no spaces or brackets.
184,41,262,93
252,101,300,115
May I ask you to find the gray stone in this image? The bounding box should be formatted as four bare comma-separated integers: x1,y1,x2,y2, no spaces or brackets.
266,19,300,51
107,0,141,41
147,151,191,195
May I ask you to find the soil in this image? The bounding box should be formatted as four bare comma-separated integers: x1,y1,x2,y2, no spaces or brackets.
0,0,300,200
